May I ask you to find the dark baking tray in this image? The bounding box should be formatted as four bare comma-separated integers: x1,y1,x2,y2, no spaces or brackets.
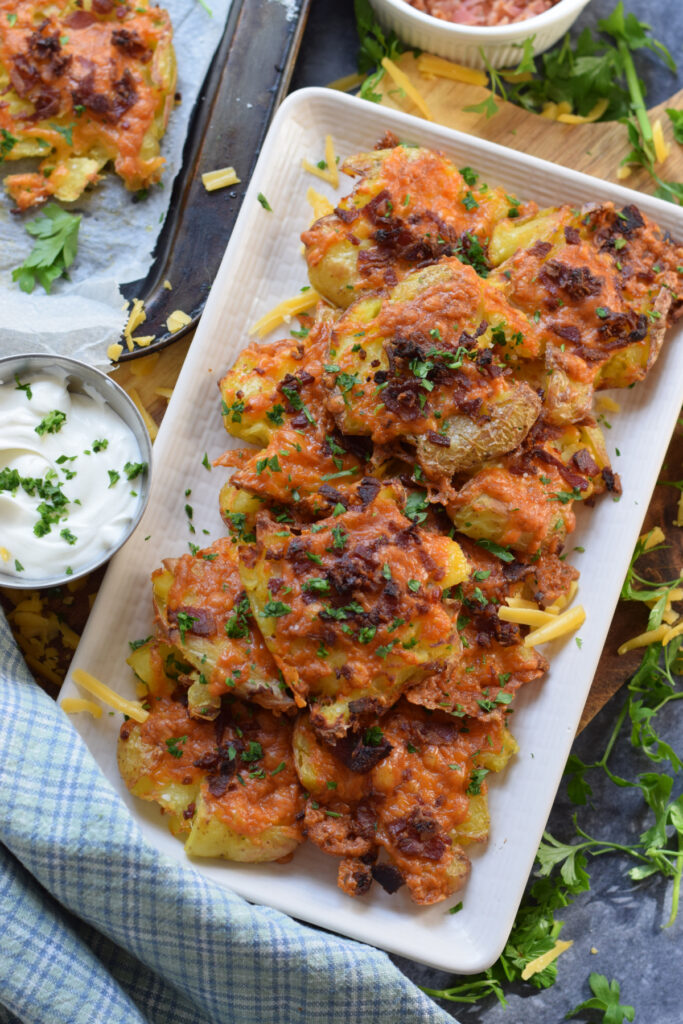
118,0,311,361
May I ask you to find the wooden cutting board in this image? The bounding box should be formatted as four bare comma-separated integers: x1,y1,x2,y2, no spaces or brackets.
374,52,683,191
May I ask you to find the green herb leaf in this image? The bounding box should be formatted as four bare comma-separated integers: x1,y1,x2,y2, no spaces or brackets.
12,204,81,294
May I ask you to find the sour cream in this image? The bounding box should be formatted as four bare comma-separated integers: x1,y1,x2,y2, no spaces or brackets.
0,372,147,580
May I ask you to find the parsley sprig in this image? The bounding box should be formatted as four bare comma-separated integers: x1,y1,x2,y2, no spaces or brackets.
12,204,81,294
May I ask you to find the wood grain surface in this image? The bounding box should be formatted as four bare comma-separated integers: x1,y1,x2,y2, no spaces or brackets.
4,69,681,731
374,52,683,191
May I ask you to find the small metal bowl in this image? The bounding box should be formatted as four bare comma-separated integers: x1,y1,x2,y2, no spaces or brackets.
0,352,153,591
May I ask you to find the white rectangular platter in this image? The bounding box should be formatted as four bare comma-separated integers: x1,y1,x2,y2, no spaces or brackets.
59,87,683,972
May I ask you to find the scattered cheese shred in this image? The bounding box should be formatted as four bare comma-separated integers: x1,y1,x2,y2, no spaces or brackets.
557,98,609,124
0,547,9,562
653,118,670,164
107,343,124,362
381,56,433,121
416,53,488,87
201,166,241,192
249,289,321,338
616,165,632,180
307,186,334,222
524,605,586,647
130,352,160,378
154,386,174,400
640,526,665,551
521,940,573,980
547,580,579,615
645,587,682,609
663,608,679,625
595,394,621,413
302,158,334,183
324,134,339,189
498,606,558,628
505,596,540,610
555,101,572,117
540,102,558,120
127,386,159,441
166,309,192,334
163,279,172,290
123,298,155,351
618,623,670,655
326,72,365,92
72,668,149,723
675,491,683,528
61,697,103,719
662,621,683,646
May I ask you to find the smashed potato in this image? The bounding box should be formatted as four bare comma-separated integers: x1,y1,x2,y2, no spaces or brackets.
0,0,176,208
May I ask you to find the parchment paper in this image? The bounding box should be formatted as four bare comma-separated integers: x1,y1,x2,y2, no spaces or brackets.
0,0,237,369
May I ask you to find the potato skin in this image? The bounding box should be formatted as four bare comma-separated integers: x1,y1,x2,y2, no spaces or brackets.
292,702,515,905
118,695,305,862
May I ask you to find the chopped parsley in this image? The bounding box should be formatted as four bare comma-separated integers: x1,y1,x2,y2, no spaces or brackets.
35,410,66,436
175,612,198,644
262,600,292,618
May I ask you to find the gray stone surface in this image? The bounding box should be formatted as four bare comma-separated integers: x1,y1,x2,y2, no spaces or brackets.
291,3,683,1019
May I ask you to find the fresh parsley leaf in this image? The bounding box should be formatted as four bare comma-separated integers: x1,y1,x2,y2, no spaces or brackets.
12,204,81,294
566,972,635,1024
35,410,66,436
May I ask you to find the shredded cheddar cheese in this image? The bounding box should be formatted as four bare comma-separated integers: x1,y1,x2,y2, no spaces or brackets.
0,547,9,562
557,98,609,124
653,118,670,164
324,135,339,189
166,309,192,334
617,165,633,180
547,580,579,615
416,53,488,88
128,386,159,441
381,57,433,121
107,343,124,362
675,491,683,528
594,394,621,413
662,621,683,646
61,697,103,719
201,166,241,192
124,298,155,351
541,102,559,120
130,353,160,378
521,939,573,980
163,279,173,290
618,624,670,655
640,526,665,551
498,606,558,628
326,72,365,92
524,605,586,647
154,386,174,400
249,289,321,338
72,668,149,722
307,187,335,222
505,596,542,610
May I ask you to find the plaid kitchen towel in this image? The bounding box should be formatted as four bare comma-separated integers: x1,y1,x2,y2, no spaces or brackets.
0,611,455,1024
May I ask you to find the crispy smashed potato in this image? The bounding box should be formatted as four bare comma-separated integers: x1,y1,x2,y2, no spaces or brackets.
0,0,176,208
118,135,680,905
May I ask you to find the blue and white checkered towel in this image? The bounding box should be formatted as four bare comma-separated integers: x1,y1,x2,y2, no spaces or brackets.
0,611,455,1024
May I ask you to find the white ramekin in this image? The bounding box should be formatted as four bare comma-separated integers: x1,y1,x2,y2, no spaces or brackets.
368,0,593,68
